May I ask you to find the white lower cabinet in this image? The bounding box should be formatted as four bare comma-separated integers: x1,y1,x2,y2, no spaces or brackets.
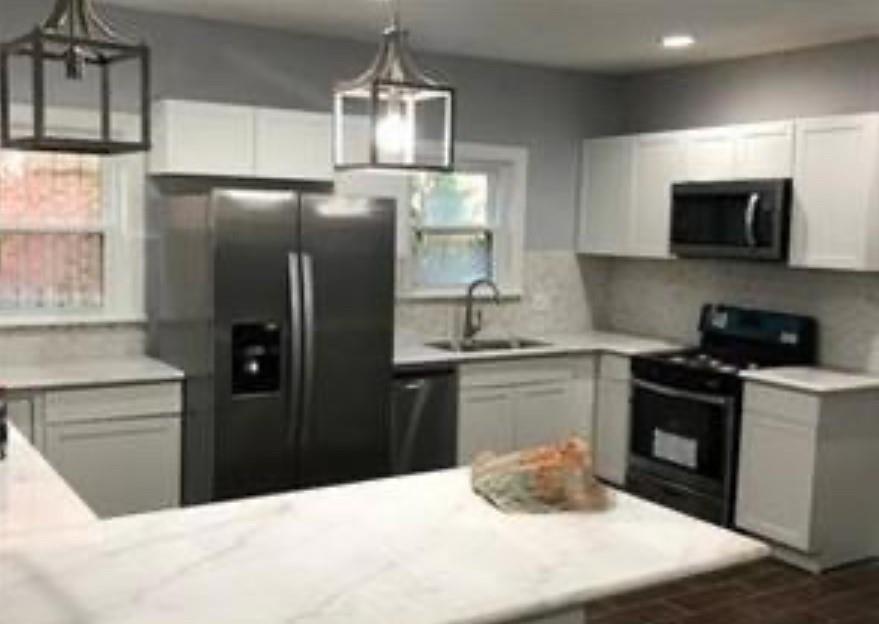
44,416,181,518
11,381,184,519
593,379,630,486
457,357,596,465
736,408,816,552
736,382,879,571
458,387,517,462
513,382,576,449
592,355,632,486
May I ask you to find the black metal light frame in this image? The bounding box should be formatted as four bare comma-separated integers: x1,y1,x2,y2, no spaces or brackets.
0,0,151,155
333,4,455,173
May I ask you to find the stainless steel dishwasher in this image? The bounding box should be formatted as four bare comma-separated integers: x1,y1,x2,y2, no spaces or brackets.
391,367,458,475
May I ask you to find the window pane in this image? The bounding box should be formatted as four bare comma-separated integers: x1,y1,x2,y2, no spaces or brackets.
0,233,104,309
411,172,489,227
414,232,492,288
0,152,103,228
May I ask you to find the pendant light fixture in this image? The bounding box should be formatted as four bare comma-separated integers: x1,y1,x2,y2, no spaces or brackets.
333,0,455,172
0,0,151,154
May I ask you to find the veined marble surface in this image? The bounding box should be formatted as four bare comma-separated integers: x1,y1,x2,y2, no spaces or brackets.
0,427,96,539
1,467,766,624
742,366,879,394
394,330,680,370
0,356,183,391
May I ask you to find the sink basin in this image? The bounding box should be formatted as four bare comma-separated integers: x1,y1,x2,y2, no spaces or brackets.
428,338,550,353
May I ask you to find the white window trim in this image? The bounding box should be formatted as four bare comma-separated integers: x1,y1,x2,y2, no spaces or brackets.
0,104,147,327
397,142,528,301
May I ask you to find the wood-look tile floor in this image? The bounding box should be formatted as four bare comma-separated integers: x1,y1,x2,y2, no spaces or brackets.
586,559,879,624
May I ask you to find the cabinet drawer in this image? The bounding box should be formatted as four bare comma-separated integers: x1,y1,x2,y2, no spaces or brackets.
460,359,576,389
599,354,631,382
744,383,820,425
45,383,183,424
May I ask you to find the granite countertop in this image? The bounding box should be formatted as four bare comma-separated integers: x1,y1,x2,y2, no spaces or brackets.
741,366,879,394
394,330,681,370
0,356,184,391
0,456,767,624
0,427,97,540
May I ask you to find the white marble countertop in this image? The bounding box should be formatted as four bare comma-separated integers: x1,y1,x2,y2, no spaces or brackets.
0,357,184,392
394,331,681,369
0,426,97,540
742,366,879,394
0,460,767,624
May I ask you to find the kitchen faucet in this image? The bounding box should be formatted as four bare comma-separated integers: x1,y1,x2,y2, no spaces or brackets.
462,278,501,343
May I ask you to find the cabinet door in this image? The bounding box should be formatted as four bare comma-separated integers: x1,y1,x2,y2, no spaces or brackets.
578,137,634,255
736,410,817,552
685,128,737,181
151,101,255,176
512,382,577,449
734,121,794,179
791,114,879,270
630,132,685,258
254,109,333,181
44,416,182,518
594,379,631,486
458,387,515,465
7,398,34,443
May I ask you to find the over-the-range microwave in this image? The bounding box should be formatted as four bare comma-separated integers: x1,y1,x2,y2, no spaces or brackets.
670,178,793,261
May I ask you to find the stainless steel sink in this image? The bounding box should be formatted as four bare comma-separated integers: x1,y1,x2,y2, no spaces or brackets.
427,338,550,353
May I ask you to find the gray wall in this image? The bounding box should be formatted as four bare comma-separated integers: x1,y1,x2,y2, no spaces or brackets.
619,36,879,133
1,0,624,251
601,36,879,373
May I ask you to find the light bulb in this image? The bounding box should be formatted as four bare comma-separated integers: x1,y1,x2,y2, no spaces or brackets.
377,112,408,154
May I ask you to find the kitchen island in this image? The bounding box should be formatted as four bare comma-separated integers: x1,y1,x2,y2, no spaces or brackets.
1,427,767,624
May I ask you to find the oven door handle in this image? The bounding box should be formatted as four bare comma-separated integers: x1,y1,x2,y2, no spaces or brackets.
633,378,733,408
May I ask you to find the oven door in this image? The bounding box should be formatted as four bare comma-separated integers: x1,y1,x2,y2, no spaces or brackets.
629,378,738,498
670,179,791,260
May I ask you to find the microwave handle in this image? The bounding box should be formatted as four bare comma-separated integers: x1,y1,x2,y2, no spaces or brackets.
745,193,760,247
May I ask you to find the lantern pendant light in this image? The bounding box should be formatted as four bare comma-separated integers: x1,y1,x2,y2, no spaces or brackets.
0,0,151,155
333,0,455,172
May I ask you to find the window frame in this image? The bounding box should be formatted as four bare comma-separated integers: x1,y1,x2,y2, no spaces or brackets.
397,142,528,301
0,105,146,327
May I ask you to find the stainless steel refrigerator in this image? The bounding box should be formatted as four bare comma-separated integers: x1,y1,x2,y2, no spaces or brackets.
148,177,396,504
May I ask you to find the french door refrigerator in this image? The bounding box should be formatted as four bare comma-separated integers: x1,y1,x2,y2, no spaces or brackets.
148,178,396,504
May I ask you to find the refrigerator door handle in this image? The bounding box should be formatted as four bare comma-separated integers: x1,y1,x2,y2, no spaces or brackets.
301,253,316,448
287,252,304,444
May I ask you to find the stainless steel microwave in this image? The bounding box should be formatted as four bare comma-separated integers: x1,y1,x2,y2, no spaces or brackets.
670,179,792,261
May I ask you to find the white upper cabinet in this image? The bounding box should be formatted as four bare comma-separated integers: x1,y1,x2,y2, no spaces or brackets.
150,100,334,181
684,122,794,182
151,100,255,177
254,108,333,181
630,132,686,258
790,114,879,271
734,121,795,179
578,136,634,256
684,127,737,181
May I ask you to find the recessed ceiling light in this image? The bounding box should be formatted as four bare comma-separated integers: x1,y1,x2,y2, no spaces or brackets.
661,34,696,49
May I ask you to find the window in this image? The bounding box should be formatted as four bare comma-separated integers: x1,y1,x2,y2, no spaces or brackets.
0,105,146,325
410,171,494,288
399,143,528,299
0,152,105,310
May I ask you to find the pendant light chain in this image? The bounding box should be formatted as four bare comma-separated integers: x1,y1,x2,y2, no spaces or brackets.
387,0,402,30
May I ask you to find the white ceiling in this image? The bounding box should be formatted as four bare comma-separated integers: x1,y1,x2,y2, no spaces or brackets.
104,0,879,73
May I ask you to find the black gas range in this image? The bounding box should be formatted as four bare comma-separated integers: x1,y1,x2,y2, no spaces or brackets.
627,304,817,527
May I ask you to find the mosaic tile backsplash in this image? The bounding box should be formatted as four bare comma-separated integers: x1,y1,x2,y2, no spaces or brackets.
603,257,879,374
396,252,611,339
